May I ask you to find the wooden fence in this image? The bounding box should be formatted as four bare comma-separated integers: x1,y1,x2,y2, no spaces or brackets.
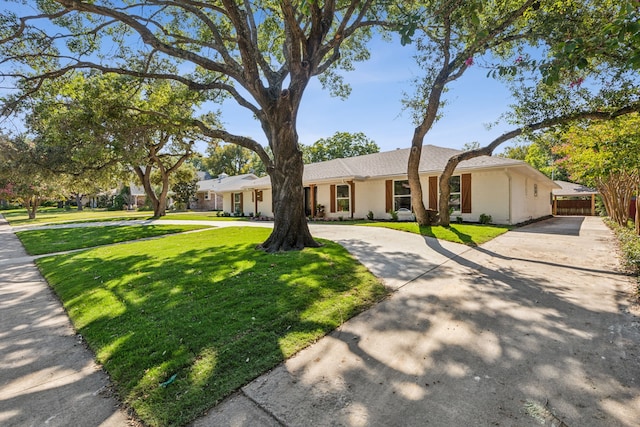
556,199,593,216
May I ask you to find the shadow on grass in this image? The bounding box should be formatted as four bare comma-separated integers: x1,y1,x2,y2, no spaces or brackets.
35,227,386,427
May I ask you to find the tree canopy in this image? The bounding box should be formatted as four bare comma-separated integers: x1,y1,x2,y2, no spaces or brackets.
303,131,379,163
204,143,265,177
554,114,640,228
396,0,640,225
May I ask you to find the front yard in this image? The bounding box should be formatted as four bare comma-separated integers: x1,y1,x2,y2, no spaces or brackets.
36,227,387,427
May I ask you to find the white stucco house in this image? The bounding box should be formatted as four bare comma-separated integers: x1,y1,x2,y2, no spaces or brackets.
213,144,559,225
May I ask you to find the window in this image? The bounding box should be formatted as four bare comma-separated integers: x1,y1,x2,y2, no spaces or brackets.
204,192,210,200
449,175,461,213
336,184,350,212
233,193,242,213
394,180,412,210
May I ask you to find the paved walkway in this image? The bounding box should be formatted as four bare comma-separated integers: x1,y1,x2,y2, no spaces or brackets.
0,216,130,426
1,216,639,426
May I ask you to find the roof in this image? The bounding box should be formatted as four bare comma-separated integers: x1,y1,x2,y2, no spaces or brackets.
196,173,258,193
247,144,546,189
196,171,212,181
552,180,598,197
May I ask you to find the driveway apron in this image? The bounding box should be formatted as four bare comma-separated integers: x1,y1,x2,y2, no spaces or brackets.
199,217,639,427
0,215,130,427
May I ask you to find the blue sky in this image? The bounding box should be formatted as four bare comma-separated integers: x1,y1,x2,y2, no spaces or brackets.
0,4,518,155
216,36,517,154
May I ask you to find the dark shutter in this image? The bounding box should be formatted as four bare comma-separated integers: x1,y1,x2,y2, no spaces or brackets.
239,192,244,212
348,181,355,217
385,180,393,212
461,173,472,213
330,184,336,213
428,176,438,210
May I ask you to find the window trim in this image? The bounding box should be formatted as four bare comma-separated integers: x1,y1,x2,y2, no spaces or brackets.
449,175,462,214
233,192,242,213
335,184,350,213
393,179,412,211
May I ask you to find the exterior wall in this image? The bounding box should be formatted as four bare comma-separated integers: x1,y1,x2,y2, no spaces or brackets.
509,174,554,224
254,189,273,218
222,190,255,216
352,180,386,219
468,170,511,224
193,192,223,210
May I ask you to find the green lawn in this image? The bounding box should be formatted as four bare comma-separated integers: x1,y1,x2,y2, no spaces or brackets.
1,207,152,226
16,224,211,255
36,227,387,427
359,221,512,246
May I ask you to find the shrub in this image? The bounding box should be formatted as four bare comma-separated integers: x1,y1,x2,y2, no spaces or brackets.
367,210,374,221
388,210,398,221
456,216,463,223
606,219,640,274
479,213,492,224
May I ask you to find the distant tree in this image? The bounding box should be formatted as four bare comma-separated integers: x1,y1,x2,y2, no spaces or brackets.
0,135,64,219
205,143,257,176
500,144,528,161
502,137,569,181
18,72,206,217
555,115,640,230
167,163,198,209
303,132,379,163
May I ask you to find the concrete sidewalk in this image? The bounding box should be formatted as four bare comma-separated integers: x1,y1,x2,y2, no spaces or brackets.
0,215,130,426
197,217,640,426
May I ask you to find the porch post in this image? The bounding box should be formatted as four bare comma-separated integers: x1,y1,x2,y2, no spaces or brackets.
310,185,316,217
553,195,557,216
254,190,258,216
591,194,595,216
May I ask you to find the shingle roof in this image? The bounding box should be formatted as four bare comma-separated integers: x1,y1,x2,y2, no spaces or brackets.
246,144,525,189
196,173,258,193
552,180,598,196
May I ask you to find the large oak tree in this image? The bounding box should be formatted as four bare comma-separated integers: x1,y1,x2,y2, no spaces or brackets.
1,0,382,251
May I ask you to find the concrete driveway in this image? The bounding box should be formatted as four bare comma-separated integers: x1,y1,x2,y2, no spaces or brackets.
199,217,640,427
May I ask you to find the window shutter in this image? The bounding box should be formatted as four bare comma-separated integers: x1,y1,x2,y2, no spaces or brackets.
330,184,336,213
348,181,355,216
239,192,244,212
461,173,472,213
385,180,393,212
428,176,438,210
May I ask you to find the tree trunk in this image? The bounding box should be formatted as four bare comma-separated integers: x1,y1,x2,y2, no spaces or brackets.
597,172,636,226
155,174,170,217
259,103,318,252
27,195,38,219
134,166,165,217
408,140,428,225
75,193,83,211
261,157,318,252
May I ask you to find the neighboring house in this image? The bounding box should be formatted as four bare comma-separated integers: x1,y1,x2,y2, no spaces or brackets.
192,173,259,211
215,144,560,225
552,181,599,216
129,184,147,208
